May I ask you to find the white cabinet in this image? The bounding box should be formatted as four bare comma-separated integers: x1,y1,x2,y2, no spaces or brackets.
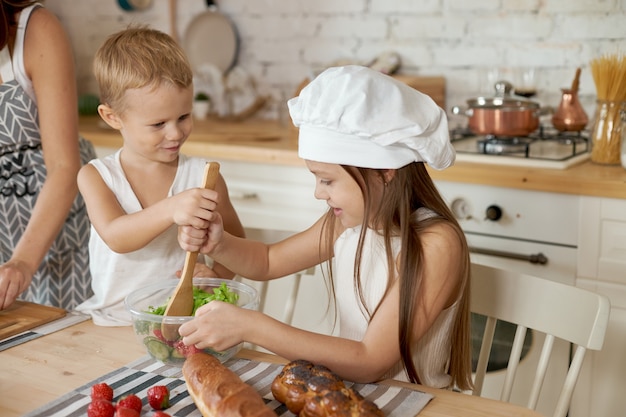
215,159,327,232
573,196,626,417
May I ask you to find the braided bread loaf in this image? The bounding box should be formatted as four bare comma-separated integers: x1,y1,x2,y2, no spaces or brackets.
271,359,384,417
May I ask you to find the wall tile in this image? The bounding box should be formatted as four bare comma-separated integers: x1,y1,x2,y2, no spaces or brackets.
44,0,626,118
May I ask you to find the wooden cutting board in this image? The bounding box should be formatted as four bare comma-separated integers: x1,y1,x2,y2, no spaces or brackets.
0,301,66,340
294,74,447,111
392,74,446,110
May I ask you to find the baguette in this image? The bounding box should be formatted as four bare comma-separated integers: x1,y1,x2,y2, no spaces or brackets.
182,352,278,417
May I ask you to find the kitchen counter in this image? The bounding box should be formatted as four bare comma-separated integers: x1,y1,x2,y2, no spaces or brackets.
80,116,626,200
1,319,544,417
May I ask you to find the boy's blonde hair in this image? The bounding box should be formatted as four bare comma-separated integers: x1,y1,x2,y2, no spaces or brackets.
94,26,193,112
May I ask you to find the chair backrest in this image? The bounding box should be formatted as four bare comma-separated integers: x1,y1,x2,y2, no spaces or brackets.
470,263,610,417
254,266,317,325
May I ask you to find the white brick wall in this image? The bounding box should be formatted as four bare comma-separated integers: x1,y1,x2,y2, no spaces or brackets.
46,0,625,119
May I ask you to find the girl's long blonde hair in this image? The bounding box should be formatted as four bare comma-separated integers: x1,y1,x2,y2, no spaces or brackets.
321,162,473,390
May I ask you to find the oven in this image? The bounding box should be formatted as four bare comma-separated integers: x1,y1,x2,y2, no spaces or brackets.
435,176,580,415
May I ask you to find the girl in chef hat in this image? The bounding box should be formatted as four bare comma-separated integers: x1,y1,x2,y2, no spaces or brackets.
179,65,473,390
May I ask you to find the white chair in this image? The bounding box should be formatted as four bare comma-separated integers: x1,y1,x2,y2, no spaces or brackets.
235,228,332,334
470,263,610,417
255,266,317,325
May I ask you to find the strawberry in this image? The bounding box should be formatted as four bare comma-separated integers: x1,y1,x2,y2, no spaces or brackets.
116,394,142,413
147,385,170,410
152,412,172,417
153,328,165,341
87,399,115,417
114,407,140,417
91,382,114,401
173,340,201,357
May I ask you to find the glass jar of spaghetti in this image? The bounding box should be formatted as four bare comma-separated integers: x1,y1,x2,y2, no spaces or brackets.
621,107,626,169
591,100,625,164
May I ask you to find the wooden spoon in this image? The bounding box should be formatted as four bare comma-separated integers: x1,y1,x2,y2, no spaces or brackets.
161,161,220,341
570,67,582,94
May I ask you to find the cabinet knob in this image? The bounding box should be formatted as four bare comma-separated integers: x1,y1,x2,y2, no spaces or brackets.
485,205,503,221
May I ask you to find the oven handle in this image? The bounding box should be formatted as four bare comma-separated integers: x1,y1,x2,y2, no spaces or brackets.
469,247,548,265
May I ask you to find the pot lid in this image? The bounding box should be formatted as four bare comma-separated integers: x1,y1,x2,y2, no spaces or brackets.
468,81,540,110
183,10,239,75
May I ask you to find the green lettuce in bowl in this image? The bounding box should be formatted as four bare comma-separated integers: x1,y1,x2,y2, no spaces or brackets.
125,278,259,366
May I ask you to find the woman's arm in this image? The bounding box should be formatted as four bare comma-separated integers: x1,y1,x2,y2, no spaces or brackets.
0,8,81,309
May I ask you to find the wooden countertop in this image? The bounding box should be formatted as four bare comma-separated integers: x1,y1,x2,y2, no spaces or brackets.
0,319,543,417
80,116,626,200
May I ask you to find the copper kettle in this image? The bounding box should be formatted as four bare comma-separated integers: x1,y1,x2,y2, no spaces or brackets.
552,68,588,132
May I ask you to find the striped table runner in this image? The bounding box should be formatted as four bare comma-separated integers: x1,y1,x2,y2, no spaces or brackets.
24,355,433,417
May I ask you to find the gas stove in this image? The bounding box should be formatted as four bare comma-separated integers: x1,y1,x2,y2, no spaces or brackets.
449,126,591,169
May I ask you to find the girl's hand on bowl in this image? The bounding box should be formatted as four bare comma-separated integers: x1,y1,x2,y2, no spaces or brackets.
179,301,250,352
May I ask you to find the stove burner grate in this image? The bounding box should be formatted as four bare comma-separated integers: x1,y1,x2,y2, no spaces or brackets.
479,136,534,156
449,126,590,161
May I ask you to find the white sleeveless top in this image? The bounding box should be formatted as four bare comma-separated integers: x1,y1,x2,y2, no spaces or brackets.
333,208,462,387
76,151,211,326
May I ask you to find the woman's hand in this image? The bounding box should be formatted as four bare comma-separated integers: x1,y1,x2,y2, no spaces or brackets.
178,301,254,351
0,260,34,310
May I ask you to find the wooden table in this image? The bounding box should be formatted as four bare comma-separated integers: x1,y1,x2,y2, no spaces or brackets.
0,319,543,417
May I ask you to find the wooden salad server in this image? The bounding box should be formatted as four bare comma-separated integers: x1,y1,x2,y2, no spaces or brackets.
161,161,220,341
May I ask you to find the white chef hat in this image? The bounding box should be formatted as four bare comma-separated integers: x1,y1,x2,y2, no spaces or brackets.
288,65,455,170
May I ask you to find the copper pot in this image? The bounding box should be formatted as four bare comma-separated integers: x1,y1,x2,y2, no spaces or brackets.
452,81,542,137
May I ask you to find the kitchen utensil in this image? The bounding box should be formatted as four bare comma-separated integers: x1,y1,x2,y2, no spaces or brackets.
183,0,239,75
161,161,220,341
552,68,588,132
168,0,178,43
125,278,259,365
452,81,542,137
0,301,65,341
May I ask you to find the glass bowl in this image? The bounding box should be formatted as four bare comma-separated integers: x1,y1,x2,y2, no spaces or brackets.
125,278,259,366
